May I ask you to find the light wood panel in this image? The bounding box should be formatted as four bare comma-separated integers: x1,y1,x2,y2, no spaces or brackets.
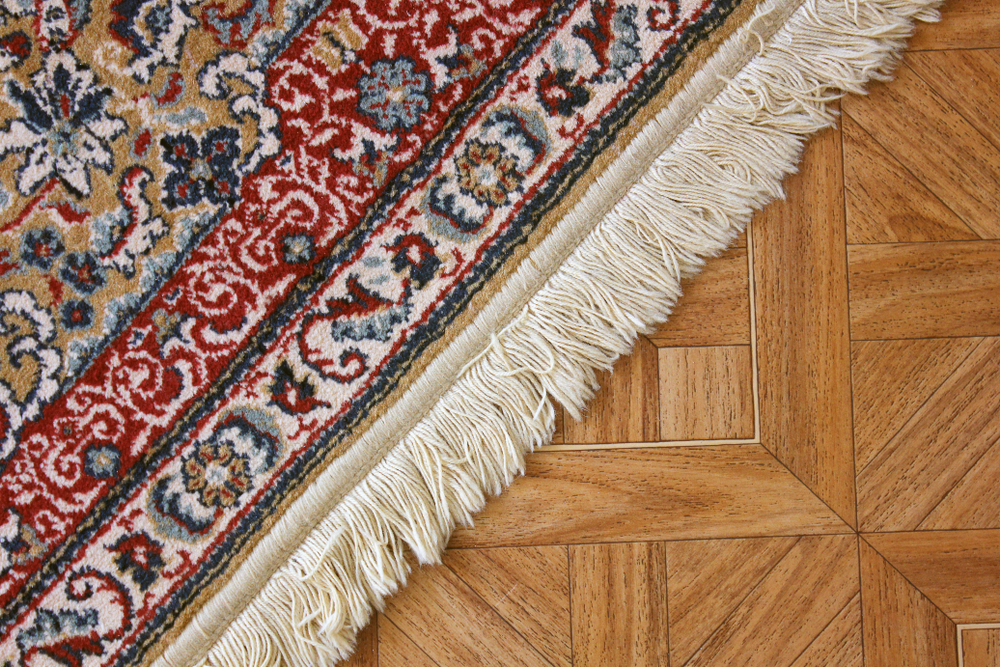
857,338,1000,532
378,616,440,667
752,125,856,527
381,559,551,667
908,50,1000,152
842,114,976,244
665,537,798,666
865,530,1000,624
850,337,981,470
789,596,863,667
843,62,1000,239
681,535,859,667
908,0,1000,51
964,628,1000,667
563,336,659,444
658,345,754,441
444,547,571,667
646,247,751,348
848,241,1000,340
860,540,959,667
569,542,669,666
450,446,849,548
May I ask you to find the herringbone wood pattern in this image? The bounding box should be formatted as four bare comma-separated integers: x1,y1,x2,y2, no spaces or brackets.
348,2,1000,664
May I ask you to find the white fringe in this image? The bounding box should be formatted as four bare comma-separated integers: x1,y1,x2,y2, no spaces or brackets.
197,0,939,664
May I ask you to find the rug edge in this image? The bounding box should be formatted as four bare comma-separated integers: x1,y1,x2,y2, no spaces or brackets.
159,0,941,664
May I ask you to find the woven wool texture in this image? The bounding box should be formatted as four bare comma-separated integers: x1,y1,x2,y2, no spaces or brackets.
0,0,939,665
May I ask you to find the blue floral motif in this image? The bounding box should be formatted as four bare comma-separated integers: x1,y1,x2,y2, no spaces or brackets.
160,127,242,209
0,52,127,197
83,443,120,478
60,251,105,294
357,57,431,131
110,0,198,83
20,227,64,270
281,233,315,264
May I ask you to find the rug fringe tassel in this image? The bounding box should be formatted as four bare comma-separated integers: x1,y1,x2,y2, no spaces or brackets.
197,0,939,664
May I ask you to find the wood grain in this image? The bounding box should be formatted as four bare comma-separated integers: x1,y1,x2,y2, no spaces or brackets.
865,530,1000,624
569,542,669,667
907,50,1000,152
790,595,863,667
445,547,571,667
842,114,977,244
860,540,959,667
646,247,751,347
381,560,551,667
450,446,849,548
665,537,798,666
342,620,378,667
857,338,1000,532
683,535,859,667
752,125,856,527
964,628,1000,667
922,434,1000,530
563,336,659,444
379,616,440,667
850,337,981,470
843,63,1000,239
848,241,1000,340
658,345,754,441
907,0,1000,51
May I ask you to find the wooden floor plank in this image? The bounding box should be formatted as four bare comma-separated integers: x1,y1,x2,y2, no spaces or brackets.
790,594,863,667
343,620,378,667
569,542,669,667
907,50,1000,152
908,0,1000,51
842,114,977,244
658,345,754,441
683,535,858,667
665,537,798,666
850,337,982,471
922,436,1000,530
449,446,849,549
563,336,659,445
381,560,551,667
864,530,1000,624
445,547,571,667
857,338,1000,532
647,247,751,348
963,628,1000,667
859,540,958,667
848,241,1000,340
378,616,440,667
842,63,1000,239
752,125,856,528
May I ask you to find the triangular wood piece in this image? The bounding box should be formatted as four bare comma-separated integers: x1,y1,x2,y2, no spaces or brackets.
381,561,550,667
843,114,977,243
860,540,958,667
851,337,981,470
842,63,1000,239
682,535,859,667
378,616,440,667
665,536,798,666
444,547,571,667
790,594,863,667
907,49,1000,153
865,530,1000,624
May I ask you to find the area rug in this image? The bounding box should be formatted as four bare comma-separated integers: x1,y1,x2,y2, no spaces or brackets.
0,0,938,665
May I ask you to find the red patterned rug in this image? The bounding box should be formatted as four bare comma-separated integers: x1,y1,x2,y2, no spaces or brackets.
0,0,938,665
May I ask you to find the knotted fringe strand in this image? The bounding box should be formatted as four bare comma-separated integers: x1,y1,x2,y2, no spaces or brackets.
199,0,940,664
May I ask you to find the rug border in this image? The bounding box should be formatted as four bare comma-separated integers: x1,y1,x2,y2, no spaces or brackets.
154,0,941,664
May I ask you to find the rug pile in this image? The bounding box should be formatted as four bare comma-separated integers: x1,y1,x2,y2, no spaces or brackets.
0,0,938,665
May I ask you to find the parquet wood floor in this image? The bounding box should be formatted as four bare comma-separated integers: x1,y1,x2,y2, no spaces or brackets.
349,2,1000,664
